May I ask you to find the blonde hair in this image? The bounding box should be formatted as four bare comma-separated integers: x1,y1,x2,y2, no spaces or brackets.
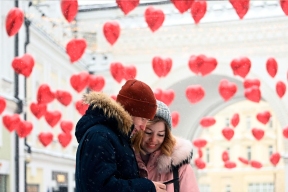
132,116,176,156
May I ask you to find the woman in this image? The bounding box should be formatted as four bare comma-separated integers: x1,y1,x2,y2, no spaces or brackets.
132,101,200,192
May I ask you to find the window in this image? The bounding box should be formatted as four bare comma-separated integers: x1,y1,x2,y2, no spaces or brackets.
248,183,274,192
268,117,273,128
246,116,251,129
225,185,231,192
0,175,8,192
268,145,273,157
199,185,211,192
206,148,210,163
247,146,251,161
27,184,39,192
225,117,230,127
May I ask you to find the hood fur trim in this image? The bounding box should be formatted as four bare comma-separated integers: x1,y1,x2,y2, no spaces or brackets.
83,92,133,135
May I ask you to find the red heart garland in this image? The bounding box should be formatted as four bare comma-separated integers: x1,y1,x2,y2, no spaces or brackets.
171,0,193,14
37,84,55,104
231,113,240,128
38,132,53,147
154,88,163,101
60,120,74,133
75,100,89,115
188,55,217,76
224,161,236,169
229,0,250,19
2,114,21,132
16,120,33,138
256,111,271,125
0,97,6,115
61,0,78,22
191,1,207,24
245,86,261,103
222,127,234,141
283,126,288,139
56,90,72,106
89,75,105,92
116,0,139,15
266,58,278,78
171,111,180,128
230,57,251,78
110,62,124,83
280,0,288,15
30,102,47,119
250,160,262,169
193,138,207,148
200,117,216,128
45,110,62,128
145,6,165,32
186,85,205,104
252,128,264,140
270,152,280,166
66,39,87,63
103,21,120,45
70,71,90,92
12,54,35,77
198,148,203,158
58,132,72,148
238,157,249,165
5,7,24,36
222,151,229,162
154,89,175,106
195,158,206,169
243,78,260,89
218,79,237,101
123,65,137,81
276,81,286,98
152,57,172,78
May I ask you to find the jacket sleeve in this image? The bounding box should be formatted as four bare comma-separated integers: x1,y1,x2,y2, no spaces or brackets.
178,164,200,192
78,131,156,192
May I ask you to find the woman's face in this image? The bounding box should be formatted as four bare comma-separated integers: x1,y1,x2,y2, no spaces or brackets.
140,121,166,154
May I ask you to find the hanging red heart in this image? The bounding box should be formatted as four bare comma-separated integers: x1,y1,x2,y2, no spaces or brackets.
276,81,286,98
222,127,234,141
154,88,163,101
200,117,216,128
56,90,72,106
0,97,6,115
218,79,237,101
37,84,55,104
171,0,193,14
2,114,21,132
231,113,239,128
30,102,47,119
66,38,87,63
186,85,205,104
16,120,33,138
58,132,72,148
188,55,217,76
252,128,264,140
171,111,179,128
75,100,89,115
12,54,35,77
103,21,120,45
198,148,203,158
88,75,105,92
250,160,262,169
70,71,90,93
5,7,24,36
61,0,78,22
222,151,229,162
230,57,251,78
195,158,206,169
110,62,124,83
116,0,139,15
245,86,261,103
243,78,260,89
238,157,249,165
256,111,271,125
111,95,117,100
280,0,288,15
224,161,236,169
45,110,62,128
60,120,74,133
161,90,175,106
123,65,137,81
145,6,165,32
266,58,278,78
38,132,53,147
193,138,207,148
229,0,250,19
283,126,288,139
191,0,207,24
270,152,280,166
152,57,172,78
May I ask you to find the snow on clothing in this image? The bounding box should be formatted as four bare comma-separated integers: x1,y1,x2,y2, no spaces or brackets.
75,92,156,192
135,137,200,192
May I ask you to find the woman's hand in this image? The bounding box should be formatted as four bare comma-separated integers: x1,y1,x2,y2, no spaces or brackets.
152,181,167,192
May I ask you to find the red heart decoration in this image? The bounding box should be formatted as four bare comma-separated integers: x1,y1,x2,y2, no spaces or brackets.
238,157,249,165
195,158,206,169
66,39,87,63
224,161,236,169
270,152,280,166
152,57,172,78
161,90,175,106
171,111,179,128
12,54,35,77
186,85,205,104
75,100,89,115
245,86,261,103
111,95,117,100
123,65,137,81
61,0,78,22
276,81,286,98
145,6,165,32
45,110,62,128
222,151,229,162
252,128,264,140
38,132,53,147
193,138,207,148
283,126,288,139
250,160,262,169
89,75,105,92
191,1,207,24
222,127,234,141
200,117,216,128
58,132,72,148
110,62,124,83
103,21,120,45
56,90,72,106
16,120,33,138
230,57,251,78
243,78,260,89
60,120,74,133
154,88,163,101
2,114,21,132
188,55,217,76
116,0,139,15
30,102,47,119
229,0,249,19
231,113,240,128
5,7,24,36
70,71,90,92
0,97,7,115
266,58,278,78
218,79,237,101
37,84,55,104
198,149,203,158
171,0,193,14
280,0,288,15
256,111,271,125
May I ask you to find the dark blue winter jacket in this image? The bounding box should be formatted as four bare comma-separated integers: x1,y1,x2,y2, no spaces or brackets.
75,92,156,192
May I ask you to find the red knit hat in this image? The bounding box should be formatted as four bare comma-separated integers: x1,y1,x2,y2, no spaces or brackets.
117,79,157,119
